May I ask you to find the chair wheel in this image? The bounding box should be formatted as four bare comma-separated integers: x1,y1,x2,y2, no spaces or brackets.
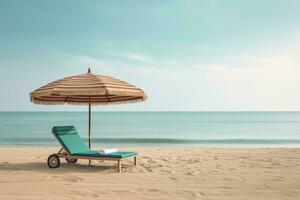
66,157,78,164
47,154,60,168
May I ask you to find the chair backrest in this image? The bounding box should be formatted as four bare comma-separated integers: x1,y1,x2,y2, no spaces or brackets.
52,126,89,155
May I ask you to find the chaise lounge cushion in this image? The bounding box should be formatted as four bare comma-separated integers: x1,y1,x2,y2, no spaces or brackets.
52,126,89,155
52,126,138,158
72,150,138,158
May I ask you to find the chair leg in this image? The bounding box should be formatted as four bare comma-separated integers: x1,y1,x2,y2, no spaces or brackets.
118,160,122,173
57,148,64,154
134,157,137,166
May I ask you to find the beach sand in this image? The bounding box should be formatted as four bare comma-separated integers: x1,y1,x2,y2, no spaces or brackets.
0,147,299,200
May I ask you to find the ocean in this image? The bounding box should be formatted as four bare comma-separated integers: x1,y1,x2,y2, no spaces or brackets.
0,112,300,147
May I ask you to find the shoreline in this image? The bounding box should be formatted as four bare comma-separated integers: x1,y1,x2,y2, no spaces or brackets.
1,144,300,148
1,145,300,149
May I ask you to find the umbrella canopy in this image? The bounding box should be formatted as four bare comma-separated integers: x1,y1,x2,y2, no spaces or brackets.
30,68,147,105
30,68,147,156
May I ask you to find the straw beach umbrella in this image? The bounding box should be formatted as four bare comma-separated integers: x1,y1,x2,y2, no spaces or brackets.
30,68,147,152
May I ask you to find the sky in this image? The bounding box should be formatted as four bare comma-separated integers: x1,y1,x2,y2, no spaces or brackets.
0,0,299,111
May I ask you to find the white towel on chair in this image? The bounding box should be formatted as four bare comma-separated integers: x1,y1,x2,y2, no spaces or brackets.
99,148,118,154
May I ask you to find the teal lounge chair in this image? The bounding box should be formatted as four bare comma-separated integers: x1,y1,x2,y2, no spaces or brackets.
47,126,137,172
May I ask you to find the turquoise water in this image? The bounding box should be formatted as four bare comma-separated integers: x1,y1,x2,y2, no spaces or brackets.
0,112,300,147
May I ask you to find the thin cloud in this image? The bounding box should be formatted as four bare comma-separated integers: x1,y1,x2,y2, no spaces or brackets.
122,52,151,62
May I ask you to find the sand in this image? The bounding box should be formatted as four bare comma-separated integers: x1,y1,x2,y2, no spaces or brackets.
0,147,299,200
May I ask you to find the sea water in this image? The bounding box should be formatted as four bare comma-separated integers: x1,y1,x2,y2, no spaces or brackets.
0,112,300,147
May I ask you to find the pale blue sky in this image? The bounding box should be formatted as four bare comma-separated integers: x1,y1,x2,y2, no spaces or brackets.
0,0,300,111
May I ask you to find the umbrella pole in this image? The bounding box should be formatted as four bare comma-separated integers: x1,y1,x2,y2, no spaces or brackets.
88,97,91,165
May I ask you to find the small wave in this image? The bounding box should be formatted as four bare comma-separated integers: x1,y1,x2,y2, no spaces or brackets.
91,138,300,144
1,137,300,145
